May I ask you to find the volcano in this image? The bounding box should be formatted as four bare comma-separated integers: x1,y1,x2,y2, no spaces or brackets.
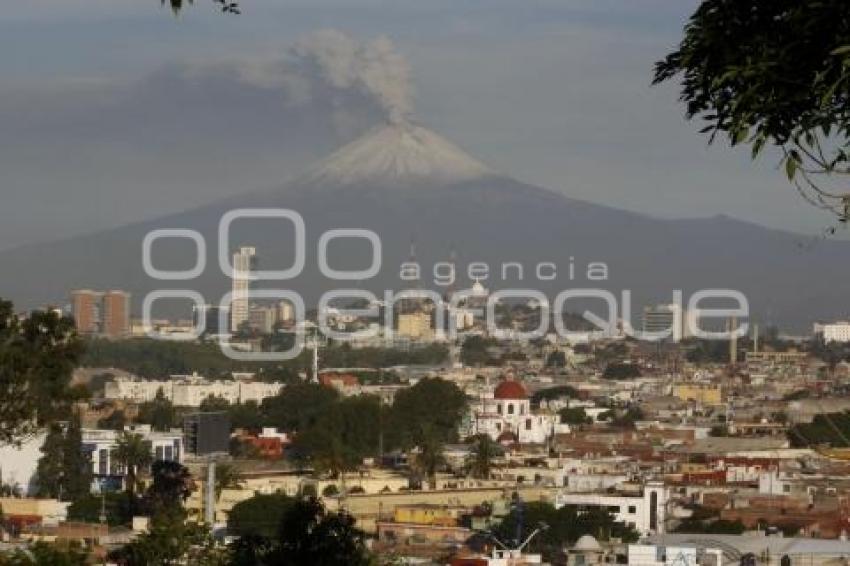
1,121,848,329
298,122,495,189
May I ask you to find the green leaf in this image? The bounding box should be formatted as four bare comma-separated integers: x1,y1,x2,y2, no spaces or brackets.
751,136,766,160
785,153,799,180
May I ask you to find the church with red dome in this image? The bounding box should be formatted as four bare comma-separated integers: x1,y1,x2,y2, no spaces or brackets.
462,377,561,445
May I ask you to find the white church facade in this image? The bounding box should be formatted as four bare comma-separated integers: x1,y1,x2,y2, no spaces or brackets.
463,379,560,445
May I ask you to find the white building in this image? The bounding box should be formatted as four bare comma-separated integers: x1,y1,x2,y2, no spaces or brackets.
813,321,850,343
104,375,284,407
555,481,668,536
641,304,700,342
635,534,850,566
463,379,559,444
83,424,184,491
231,246,257,332
0,432,48,495
628,544,705,566
104,378,170,403
238,381,287,404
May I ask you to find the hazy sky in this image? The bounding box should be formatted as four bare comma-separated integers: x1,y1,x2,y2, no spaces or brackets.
0,0,836,251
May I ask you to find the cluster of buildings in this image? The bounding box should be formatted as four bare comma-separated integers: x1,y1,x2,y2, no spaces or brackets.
70,289,131,339
4,311,850,564
26,248,850,563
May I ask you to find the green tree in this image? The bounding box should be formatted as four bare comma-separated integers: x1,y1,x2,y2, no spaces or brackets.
261,383,339,433
136,389,177,432
460,335,498,366
228,401,264,431
654,0,850,222
267,497,370,566
494,501,639,562
387,378,467,449
34,424,66,499
97,409,127,430
467,434,502,480
60,414,92,502
531,385,579,408
113,516,222,566
789,411,850,448
227,493,294,540
199,394,231,413
609,405,645,429
411,428,446,490
674,518,746,535
112,432,153,515
559,407,591,426
111,461,206,565
213,463,242,500
0,299,82,445
67,492,132,526
34,414,91,502
144,460,193,520
3,541,89,565
291,395,382,477
545,350,567,368
602,362,641,380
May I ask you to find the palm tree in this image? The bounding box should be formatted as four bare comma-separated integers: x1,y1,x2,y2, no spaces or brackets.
468,434,500,480
214,463,243,500
113,432,153,515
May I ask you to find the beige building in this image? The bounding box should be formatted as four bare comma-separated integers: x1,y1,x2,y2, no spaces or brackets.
397,311,433,340
0,497,69,526
672,383,722,405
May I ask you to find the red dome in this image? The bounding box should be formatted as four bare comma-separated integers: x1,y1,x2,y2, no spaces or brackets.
494,380,527,400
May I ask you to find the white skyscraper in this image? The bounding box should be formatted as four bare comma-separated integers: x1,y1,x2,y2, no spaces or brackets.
230,246,256,332
641,303,699,342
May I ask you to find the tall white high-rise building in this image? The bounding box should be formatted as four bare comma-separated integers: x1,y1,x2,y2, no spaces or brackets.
641,303,700,342
230,246,256,332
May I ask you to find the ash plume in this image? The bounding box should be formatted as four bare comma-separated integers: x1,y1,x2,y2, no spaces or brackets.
286,29,414,125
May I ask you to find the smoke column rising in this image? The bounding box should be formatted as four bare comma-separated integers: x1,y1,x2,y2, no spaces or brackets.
288,29,414,124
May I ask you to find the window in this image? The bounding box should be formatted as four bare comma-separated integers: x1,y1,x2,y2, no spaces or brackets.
508,403,514,415
650,491,658,531
155,446,164,461
497,404,503,415
783,484,791,493
628,505,636,514
98,448,108,475
525,418,532,430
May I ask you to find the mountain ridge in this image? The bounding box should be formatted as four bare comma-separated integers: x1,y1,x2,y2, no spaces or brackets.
0,122,847,330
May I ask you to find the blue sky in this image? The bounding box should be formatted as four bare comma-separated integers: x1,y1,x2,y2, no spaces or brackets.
0,0,834,250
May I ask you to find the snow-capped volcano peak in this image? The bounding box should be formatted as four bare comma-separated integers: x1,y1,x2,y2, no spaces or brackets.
300,122,495,188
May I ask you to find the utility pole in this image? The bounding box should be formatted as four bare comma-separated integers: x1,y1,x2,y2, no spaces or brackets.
728,316,738,367
99,491,106,525
205,460,216,526
312,341,319,383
